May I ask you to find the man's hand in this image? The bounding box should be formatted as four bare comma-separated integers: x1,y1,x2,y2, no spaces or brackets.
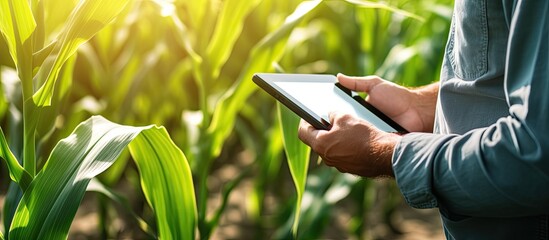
298,112,400,178
337,73,438,133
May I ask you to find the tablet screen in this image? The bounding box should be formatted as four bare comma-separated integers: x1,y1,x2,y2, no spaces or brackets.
253,73,406,133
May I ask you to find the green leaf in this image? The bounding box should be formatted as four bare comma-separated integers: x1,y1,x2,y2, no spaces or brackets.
9,116,197,239
0,0,36,67
128,123,197,240
207,0,322,159
277,103,310,236
182,0,208,30
41,0,77,37
206,0,261,79
0,128,32,190
32,0,131,106
36,55,76,139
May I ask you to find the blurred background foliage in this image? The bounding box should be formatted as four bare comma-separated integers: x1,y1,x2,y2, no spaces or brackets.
0,0,453,239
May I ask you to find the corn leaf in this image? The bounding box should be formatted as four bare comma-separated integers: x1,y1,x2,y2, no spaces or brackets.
41,0,76,39
182,0,208,30
207,0,322,159
9,116,196,239
36,55,76,139
0,128,31,190
0,0,36,67
128,122,197,240
277,103,310,236
32,0,131,106
206,0,261,79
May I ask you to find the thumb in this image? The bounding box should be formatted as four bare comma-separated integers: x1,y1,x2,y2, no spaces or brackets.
337,73,384,93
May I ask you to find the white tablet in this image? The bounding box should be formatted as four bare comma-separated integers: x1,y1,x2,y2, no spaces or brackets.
253,73,407,133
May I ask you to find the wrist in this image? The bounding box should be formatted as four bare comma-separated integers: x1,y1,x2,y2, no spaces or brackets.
371,132,401,178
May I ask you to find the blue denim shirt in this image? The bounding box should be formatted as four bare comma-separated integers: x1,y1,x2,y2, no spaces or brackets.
392,0,549,239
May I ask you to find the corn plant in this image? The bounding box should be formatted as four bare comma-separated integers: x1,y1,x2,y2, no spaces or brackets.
0,0,196,239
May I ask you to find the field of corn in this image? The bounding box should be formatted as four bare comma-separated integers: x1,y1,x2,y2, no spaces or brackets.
0,0,453,239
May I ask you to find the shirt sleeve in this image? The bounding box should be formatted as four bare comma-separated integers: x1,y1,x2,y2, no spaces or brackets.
392,0,549,218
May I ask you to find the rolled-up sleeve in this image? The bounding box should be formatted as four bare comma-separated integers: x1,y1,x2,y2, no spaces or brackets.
392,0,549,218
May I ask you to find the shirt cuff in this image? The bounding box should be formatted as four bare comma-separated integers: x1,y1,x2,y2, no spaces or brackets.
392,132,456,209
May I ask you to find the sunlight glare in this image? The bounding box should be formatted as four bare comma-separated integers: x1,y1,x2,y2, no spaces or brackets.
152,0,175,17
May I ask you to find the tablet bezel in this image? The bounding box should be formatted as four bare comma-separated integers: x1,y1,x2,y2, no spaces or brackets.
252,73,408,133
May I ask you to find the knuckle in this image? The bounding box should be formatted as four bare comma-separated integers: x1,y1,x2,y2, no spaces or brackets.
339,113,354,121
332,113,355,126
369,75,384,82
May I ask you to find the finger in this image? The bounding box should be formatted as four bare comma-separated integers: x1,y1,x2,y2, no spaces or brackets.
298,119,320,146
327,111,340,126
336,73,383,93
328,111,349,126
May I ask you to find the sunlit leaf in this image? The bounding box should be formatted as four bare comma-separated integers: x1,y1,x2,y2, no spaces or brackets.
36,55,76,139
277,103,310,236
183,0,208,30
9,116,196,239
206,0,261,79
32,41,55,69
41,0,76,40
31,0,45,53
0,0,36,67
170,14,202,64
207,0,322,159
32,0,131,106
129,122,197,240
